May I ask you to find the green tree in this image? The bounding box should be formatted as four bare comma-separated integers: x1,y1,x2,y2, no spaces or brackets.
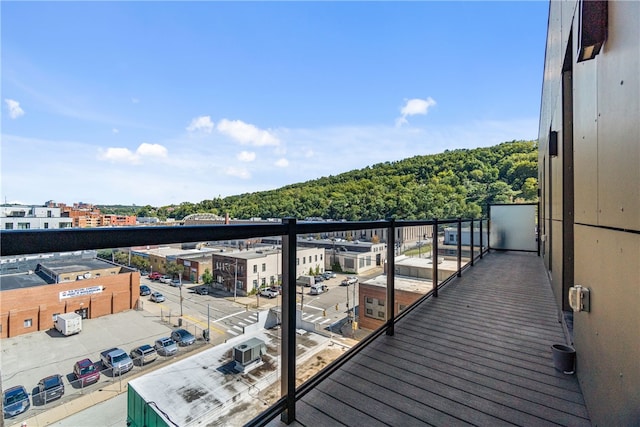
202,268,213,285
165,261,185,279
521,177,539,201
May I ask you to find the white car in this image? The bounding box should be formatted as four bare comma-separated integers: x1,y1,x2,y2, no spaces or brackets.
159,275,172,284
259,288,279,298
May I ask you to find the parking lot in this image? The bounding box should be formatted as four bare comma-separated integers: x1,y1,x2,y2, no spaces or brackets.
1,308,207,426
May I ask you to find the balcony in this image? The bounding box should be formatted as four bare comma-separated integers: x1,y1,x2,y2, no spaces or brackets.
266,250,590,426
0,215,590,426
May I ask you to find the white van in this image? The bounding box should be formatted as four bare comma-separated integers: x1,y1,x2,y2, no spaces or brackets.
310,284,328,295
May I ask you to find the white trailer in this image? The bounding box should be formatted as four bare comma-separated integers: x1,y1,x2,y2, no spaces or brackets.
55,312,82,336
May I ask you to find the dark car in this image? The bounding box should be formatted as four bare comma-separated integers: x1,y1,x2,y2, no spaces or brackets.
314,275,325,282
130,344,158,366
139,285,151,296
195,286,209,295
171,328,196,346
3,385,30,418
154,337,178,356
73,359,100,386
37,374,64,404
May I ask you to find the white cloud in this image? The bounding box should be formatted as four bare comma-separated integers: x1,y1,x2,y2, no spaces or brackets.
98,147,138,164
186,115,214,133
396,97,436,127
131,98,140,104
274,158,289,168
224,166,251,179
112,128,119,134
237,151,256,162
137,143,168,158
5,99,25,119
217,119,279,146
98,142,168,164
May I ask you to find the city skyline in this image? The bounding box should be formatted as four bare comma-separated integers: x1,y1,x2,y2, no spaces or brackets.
2,2,548,206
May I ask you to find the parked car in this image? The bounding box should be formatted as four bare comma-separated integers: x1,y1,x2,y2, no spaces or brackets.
73,358,100,387
314,275,325,282
140,285,151,296
323,271,336,279
100,348,134,375
259,288,279,298
154,337,178,356
195,286,209,295
269,285,282,295
341,276,358,286
169,278,181,287
159,275,172,284
310,284,329,295
150,292,165,303
171,329,196,346
148,272,163,281
2,385,30,418
37,374,65,404
130,344,158,366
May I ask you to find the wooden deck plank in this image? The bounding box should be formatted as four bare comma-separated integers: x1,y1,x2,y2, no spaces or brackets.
292,252,591,426
361,341,590,420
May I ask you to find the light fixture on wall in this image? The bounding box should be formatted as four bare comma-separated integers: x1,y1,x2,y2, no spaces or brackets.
577,0,608,62
549,131,558,157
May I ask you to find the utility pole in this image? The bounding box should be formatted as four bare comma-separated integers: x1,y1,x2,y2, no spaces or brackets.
346,283,350,322
233,259,238,302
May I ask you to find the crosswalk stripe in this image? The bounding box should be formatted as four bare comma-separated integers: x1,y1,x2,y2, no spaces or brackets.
227,329,239,336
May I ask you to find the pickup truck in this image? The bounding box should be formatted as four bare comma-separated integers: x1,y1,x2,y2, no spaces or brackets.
100,348,133,375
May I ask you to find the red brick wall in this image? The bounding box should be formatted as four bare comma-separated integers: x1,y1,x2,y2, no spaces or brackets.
0,272,138,338
358,283,423,330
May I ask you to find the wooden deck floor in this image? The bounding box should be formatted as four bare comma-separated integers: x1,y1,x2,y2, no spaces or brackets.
270,251,591,426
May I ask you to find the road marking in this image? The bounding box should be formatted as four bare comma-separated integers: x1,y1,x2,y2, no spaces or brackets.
214,310,248,323
233,325,243,331
227,329,239,336
182,314,225,335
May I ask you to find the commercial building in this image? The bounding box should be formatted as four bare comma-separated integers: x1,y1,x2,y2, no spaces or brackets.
359,255,459,330
1,205,73,230
0,252,139,338
213,246,324,295
538,1,639,424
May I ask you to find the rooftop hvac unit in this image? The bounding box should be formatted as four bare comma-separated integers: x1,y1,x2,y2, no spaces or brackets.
233,338,266,373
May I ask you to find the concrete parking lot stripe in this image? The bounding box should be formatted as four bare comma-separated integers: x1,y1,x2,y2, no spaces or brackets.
227,329,239,336
233,325,243,331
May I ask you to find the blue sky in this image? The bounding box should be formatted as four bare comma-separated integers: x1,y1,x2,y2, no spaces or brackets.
2,1,548,207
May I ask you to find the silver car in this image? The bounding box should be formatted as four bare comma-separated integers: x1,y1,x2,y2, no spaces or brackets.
154,337,178,356
171,329,196,346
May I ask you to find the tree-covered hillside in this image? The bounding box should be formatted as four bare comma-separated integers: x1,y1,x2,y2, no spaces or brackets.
119,140,537,221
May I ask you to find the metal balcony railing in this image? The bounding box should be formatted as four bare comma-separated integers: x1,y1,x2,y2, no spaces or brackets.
1,217,488,425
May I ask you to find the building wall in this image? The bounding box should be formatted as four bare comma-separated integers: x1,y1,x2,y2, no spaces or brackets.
358,283,423,330
0,272,138,338
539,1,640,424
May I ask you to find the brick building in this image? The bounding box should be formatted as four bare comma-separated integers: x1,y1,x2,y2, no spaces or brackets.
0,253,139,338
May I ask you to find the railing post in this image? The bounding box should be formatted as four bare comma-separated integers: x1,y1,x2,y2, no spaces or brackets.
281,218,297,424
457,218,462,277
432,218,438,298
386,218,396,336
479,219,484,259
470,218,475,266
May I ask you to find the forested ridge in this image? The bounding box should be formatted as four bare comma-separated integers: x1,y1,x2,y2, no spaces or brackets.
102,140,538,221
